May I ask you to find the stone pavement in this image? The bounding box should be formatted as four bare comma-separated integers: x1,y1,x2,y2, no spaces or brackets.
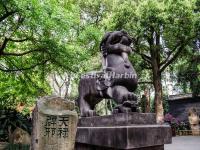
165,136,200,150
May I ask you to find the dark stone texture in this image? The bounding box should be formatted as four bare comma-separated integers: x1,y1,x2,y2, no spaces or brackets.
76,125,171,149
75,113,172,150
168,97,200,122
78,112,156,127
77,31,138,117
76,143,164,150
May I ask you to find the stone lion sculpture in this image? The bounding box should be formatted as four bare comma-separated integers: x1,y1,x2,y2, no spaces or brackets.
77,30,138,117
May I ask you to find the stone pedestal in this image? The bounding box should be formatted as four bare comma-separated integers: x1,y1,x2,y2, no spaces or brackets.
31,96,78,150
75,113,172,150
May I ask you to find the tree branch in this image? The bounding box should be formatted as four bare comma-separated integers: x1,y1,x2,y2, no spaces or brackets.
132,36,153,65
159,51,172,67
138,81,153,84
7,38,29,42
160,43,181,66
141,54,152,64
54,73,61,89
2,3,8,13
0,59,50,72
0,11,16,22
0,38,9,53
160,45,184,72
159,33,197,72
1,57,48,94
133,50,152,64
0,37,30,55
2,49,42,56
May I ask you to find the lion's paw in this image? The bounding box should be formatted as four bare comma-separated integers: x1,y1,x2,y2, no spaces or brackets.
122,93,137,102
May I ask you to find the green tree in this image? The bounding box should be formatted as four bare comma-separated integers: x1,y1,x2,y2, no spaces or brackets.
0,0,83,71
104,0,200,122
177,51,200,96
0,0,88,108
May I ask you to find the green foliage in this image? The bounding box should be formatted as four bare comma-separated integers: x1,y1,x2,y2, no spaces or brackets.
0,0,200,113
0,109,31,142
0,0,93,107
177,53,200,96
0,71,51,109
103,0,199,118
106,0,198,65
5,144,30,150
95,99,116,116
138,95,147,113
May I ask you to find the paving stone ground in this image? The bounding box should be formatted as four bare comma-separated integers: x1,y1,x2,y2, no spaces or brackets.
165,136,200,150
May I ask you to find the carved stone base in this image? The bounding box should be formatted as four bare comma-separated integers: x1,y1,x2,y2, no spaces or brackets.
75,113,172,150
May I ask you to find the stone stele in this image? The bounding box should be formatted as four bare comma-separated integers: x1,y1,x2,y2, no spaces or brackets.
31,96,78,150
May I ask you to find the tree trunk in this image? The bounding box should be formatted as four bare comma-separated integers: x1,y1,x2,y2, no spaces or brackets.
153,71,164,124
144,87,150,113
64,74,71,99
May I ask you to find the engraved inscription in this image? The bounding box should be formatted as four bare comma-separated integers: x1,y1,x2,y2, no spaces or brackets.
44,115,69,138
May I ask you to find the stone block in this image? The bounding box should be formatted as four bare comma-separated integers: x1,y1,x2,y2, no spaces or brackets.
31,96,78,150
75,113,172,150
78,113,156,127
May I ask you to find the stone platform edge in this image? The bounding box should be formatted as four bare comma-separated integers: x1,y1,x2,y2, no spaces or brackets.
76,124,172,149
78,112,157,127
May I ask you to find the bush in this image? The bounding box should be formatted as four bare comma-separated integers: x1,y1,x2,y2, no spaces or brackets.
0,109,31,142
164,113,189,131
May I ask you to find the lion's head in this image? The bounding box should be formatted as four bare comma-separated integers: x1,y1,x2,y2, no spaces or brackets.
100,30,132,57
